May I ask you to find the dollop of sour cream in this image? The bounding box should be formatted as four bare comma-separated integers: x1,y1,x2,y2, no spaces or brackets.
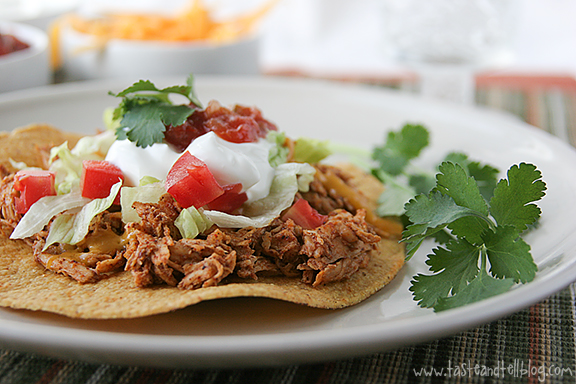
105,140,179,185
105,132,275,203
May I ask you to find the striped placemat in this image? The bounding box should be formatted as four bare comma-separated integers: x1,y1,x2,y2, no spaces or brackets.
475,74,576,147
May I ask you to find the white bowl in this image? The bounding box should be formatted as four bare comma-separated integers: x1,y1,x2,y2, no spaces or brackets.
58,26,261,81
0,21,50,93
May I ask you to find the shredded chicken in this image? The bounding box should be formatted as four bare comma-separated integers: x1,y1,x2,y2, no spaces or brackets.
1,164,382,289
299,209,379,286
0,173,22,228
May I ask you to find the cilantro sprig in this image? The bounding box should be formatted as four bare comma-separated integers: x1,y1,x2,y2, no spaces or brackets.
371,124,499,218
371,123,546,311
371,124,433,216
109,74,202,148
372,123,430,177
405,162,545,311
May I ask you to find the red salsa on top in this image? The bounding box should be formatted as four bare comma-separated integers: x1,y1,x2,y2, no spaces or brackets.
0,34,30,56
164,100,278,152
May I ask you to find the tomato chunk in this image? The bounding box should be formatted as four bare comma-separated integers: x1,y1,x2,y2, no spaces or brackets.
13,170,56,214
206,183,248,213
282,198,327,229
166,151,224,208
80,160,124,203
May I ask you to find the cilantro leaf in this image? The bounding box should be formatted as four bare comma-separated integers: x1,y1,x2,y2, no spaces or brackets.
113,74,201,106
430,228,454,245
372,126,498,219
158,104,198,127
435,162,492,244
409,273,452,309
114,79,165,97
405,162,545,312
404,191,475,235
467,161,500,202
443,152,469,165
403,190,482,258
484,225,537,283
410,239,481,308
444,152,500,201
368,123,544,312
116,101,195,148
489,163,546,233
372,124,429,176
185,73,202,107
119,102,166,147
447,216,490,247
433,268,515,311
110,74,201,148
409,173,436,195
435,162,489,215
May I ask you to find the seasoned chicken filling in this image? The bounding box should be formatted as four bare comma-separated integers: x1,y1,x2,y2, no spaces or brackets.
0,164,383,289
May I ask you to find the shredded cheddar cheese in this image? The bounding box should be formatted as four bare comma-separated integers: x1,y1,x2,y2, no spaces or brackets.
70,0,272,42
50,0,274,69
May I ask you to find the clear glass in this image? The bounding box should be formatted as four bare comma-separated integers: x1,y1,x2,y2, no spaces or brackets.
383,0,518,104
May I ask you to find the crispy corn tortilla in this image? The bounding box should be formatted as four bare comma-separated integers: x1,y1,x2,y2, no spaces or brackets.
0,124,82,173
0,125,405,319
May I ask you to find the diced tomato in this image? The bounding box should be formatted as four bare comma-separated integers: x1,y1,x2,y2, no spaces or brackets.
13,169,56,214
282,198,327,229
165,151,224,209
206,183,248,213
80,160,124,203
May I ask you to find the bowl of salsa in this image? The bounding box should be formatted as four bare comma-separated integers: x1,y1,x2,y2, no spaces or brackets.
0,33,30,56
0,22,50,93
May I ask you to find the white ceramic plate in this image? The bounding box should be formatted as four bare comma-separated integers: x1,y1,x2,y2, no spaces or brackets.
0,76,576,369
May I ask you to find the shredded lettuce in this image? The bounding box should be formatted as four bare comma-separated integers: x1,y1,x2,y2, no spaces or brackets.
43,214,78,249
266,132,333,166
120,181,166,223
8,158,37,171
43,181,122,249
103,107,122,131
266,131,289,167
48,142,83,194
71,129,116,158
174,207,213,239
48,131,116,194
292,137,332,163
10,192,91,240
138,176,161,186
203,162,315,228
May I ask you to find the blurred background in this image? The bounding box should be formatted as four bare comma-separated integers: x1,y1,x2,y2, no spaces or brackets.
1,0,576,143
